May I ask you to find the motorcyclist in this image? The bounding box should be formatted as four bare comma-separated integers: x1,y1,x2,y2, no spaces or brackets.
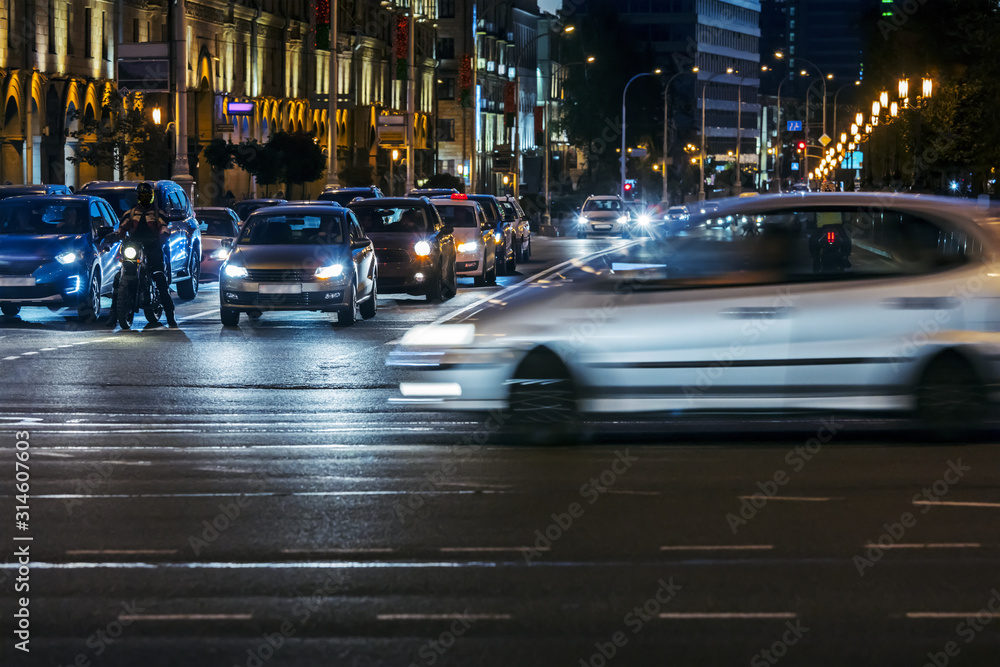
108,182,177,327
809,210,852,271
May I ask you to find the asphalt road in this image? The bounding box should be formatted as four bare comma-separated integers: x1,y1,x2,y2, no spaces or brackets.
1,234,999,666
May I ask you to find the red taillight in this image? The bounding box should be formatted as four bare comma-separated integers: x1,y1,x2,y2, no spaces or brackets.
825,230,836,244
451,194,468,200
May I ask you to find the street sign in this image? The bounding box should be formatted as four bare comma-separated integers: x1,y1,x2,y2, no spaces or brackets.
791,162,800,171
118,87,130,98
629,148,648,158
819,133,832,147
377,116,406,146
117,43,171,93
227,101,254,115
215,123,234,133
786,120,803,132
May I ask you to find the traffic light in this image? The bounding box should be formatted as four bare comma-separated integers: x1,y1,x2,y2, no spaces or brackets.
796,141,806,153
624,182,633,192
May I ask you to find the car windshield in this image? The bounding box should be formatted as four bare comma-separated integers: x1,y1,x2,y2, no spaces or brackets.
83,188,138,218
351,206,430,233
434,204,480,228
234,201,280,220
584,199,622,212
0,201,90,235
318,191,367,206
238,213,346,245
198,214,237,237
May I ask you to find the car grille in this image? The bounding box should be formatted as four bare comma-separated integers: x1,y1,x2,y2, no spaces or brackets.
0,285,59,299
0,264,41,276
245,269,315,282
376,249,413,264
229,292,342,307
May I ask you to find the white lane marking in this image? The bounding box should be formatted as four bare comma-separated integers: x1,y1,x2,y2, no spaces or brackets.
660,545,773,552
658,613,797,620
738,496,838,502
73,341,89,345
863,542,980,549
913,500,1000,509
3,356,19,360
57,344,73,348
40,347,56,351
429,240,638,326
177,309,217,322
377,614,512,621
439,547,548,553
37,490,483,499
906,612,1000,619
21,351,38,356
281,548,395,555
120,614,253,621
66,549,179,556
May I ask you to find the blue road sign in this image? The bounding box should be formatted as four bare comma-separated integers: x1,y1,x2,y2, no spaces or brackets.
791,162,800,171
786,121,803,132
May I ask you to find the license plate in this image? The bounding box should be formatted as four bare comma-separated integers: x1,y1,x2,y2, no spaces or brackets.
0,277,36,287
258,284,301,294
594,225,612,231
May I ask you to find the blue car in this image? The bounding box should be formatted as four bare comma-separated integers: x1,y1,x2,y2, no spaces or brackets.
0,195,121,322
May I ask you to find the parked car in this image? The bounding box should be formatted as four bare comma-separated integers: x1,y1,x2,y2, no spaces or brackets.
576,195,630,238
194,207,241,282
318,186,384,205
430,195,497,286
219,203,377,326
232,198,287,222
0,184,73,202
496,194,532,262
78,180,202,298
348,197,457,301
0,195,121,321
389,193,1000,440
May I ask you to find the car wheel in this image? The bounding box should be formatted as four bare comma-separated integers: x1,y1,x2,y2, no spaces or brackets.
515,236,524,263
1,304,21,317
77,271,102,323
360,278,377,320
505,348,581,446
177,249,200,300
915,352,988,439
247,309,263,320
486,254,497,285
221,307,240,326
426,264,445,301
474,255,487,287
338,281,358,325
524,236,531,261
443,258,458,299
506,243,516,275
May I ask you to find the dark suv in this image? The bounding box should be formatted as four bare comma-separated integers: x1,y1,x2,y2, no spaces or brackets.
78,180,203,299
348,197,457,301
318,187,384,205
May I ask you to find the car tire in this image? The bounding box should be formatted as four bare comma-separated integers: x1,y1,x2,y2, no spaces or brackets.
177,249,200,300
504,348,582,446
338,281,358,325
474,255,487,286
915,352,988,439
77,270,101,323
360,278,377,320
1,304,21,317
425,264,445,302
486,255,497,285
515,236,524,263
247,310,263,320
506,244,516,275
221,307,240,326
495,248,507,276
524,236,531,261
443,258,458,299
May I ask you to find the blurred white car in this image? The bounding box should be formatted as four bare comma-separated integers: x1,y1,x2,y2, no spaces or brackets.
390,194,1000,438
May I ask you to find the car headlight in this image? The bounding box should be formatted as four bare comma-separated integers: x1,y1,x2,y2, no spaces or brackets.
211,247,231,260
457,241,478,253
315,264,344,279
577,216,588,225
413,241,432,257
637,215,651,226
56,251,79,264
223,264,248,279
123,246,138,260
493,232,503,243
618,216,628,224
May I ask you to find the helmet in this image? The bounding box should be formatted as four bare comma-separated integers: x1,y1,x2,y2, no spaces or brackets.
135,182,154,206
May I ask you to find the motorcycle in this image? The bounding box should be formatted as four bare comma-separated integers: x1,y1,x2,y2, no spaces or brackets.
116,239,163,329
814,227,852,272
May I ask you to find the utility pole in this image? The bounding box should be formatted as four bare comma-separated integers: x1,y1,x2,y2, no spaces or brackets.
405,3,415,193
326,0,339,188
172,0,195,199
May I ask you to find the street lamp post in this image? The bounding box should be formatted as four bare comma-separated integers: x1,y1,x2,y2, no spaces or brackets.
326,0,339,188
833,80,860,149
621,71,658,201
661,68,697,205
772,75,791,192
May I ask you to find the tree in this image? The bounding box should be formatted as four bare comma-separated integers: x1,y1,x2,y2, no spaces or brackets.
268,132,326,196
233,138,282,196
67,89,170,179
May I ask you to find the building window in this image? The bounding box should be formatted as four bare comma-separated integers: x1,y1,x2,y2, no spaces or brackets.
48,0,57,54
437,119,455,142
437,77,456,100
133,18,140,43
439,0,455,18
67,5,74,55
437,37,455,60
84,8,92,58
101,11,109,60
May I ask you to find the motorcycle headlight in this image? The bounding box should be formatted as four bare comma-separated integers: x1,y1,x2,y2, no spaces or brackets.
457,242,478,253
211,247,231,260
493,232,503,243
413,241,432,257
56,251,79,264
123,246,138,260
315,264,344,279
223,264,248,279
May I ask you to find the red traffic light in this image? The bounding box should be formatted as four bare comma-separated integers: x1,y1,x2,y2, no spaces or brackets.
796,141,806,151
624,183,633,191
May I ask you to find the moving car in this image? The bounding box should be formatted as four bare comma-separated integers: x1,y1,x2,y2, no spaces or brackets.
194,207,241,282
0,195,120,322
576,195,630,238
496,195,532,262
348,197,457,301
219,203,377,326
232,198,287,221
666,205,691,227
0,184,73,201
77,180,202,298
431,195,497,286
318,186,384,205
389,193,1000,439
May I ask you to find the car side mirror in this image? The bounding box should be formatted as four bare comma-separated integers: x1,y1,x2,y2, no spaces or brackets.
351,239,371,250
95,226,115,241
440,225,454,235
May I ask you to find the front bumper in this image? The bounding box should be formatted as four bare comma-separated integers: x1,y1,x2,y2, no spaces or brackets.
0,272,89,309
377,257,435,295
220,279,350,311
578,220,624,234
